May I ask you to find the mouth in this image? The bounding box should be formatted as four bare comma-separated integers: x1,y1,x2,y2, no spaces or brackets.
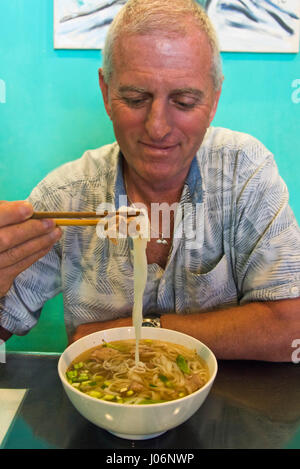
140,142,179,153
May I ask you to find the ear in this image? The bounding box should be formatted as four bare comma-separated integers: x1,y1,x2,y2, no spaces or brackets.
98,68,112,120
209,86,222,124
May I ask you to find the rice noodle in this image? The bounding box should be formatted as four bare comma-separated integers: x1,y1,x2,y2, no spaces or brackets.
67,339,209,404
132,237,148,365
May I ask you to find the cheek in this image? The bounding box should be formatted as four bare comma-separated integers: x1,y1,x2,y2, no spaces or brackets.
111,108,144,138
176,113,210,142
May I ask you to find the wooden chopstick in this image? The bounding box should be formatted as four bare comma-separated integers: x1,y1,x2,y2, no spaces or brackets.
31,210,141,226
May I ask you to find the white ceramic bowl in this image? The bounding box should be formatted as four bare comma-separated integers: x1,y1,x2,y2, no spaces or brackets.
58,327,218,440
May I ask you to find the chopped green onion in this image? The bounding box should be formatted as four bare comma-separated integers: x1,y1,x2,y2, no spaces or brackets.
102,394,116,401
88,391,102,399
66,370,78,379
77,374,90,382
80,380,92,386
74,362,83,369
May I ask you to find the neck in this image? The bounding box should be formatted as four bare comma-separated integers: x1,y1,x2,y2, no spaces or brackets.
123,164,185,208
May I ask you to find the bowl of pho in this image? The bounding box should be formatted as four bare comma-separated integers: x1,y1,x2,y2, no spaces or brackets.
58,326,217,440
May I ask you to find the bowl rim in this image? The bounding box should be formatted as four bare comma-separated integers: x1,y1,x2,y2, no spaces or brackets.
58,327,218,408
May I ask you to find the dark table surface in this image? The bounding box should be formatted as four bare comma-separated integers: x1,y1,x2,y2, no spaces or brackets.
1,352,300,450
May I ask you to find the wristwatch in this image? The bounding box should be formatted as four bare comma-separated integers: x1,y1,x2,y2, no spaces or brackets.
142,314,161,327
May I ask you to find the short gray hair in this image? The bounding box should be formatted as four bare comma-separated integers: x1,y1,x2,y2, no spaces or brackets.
102,0,223,91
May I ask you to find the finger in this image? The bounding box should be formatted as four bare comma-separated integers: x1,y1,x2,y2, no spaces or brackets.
0,218,57,255
0,201,33,228
0,227,62,269
0,244,56,297
0,238,61,296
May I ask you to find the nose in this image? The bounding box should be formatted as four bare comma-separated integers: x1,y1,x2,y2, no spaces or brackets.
144,99,172,141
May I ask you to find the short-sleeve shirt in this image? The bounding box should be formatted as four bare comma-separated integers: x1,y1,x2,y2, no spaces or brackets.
1,127,300,339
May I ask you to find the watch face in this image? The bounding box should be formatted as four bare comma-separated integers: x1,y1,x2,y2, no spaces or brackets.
142,318,161,327
142,322,155,327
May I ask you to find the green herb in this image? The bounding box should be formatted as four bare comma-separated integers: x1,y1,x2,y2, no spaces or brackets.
158,374,168,383
158,374,174,387
102,341,125,351
176,355,191,374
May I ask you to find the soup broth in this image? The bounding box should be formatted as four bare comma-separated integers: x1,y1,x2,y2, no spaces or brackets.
66,339,209,404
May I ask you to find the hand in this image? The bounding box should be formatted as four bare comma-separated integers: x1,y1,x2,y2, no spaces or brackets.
98,206,149,244
0,201,62,298
70,316,133,344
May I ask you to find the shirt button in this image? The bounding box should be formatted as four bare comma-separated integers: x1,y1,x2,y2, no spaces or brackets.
290,286,299,296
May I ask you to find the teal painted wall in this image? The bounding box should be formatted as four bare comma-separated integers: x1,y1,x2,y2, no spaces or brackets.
1,0,299,352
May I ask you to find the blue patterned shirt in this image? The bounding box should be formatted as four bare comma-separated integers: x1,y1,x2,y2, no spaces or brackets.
1,127,300,339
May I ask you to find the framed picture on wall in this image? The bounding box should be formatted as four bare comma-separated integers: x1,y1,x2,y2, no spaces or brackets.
53,0,300,53
205,0,300,52
53,0,126,50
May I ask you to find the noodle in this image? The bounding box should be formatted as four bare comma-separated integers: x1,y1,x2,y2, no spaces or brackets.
132,237,148,365
66,339,209,404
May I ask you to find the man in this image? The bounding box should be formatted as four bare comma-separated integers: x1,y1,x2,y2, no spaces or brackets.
0,0,299,361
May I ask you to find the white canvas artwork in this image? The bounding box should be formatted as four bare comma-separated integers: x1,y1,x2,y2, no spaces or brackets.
53,0,126,50
54,0,300,53
206,0,300,52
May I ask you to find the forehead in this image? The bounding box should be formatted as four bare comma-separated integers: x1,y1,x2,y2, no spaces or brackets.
111,28,213,89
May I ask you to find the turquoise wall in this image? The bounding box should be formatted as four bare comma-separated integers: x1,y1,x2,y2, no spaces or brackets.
1,0,299,352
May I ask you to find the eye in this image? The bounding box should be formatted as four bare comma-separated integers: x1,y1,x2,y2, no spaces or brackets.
175,100,196,109
170,91,202,111
172,97,198,110
123,96,149,108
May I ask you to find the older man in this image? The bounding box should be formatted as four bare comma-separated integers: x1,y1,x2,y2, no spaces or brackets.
0,0,299,361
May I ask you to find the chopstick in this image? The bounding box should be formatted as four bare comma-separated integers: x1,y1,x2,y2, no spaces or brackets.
31,210,141,226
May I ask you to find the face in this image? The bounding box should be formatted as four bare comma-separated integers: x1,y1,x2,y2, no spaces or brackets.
99,26,221,189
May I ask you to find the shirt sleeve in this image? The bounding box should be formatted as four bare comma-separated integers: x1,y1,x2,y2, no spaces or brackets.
234,149,300,304
0,187,62,336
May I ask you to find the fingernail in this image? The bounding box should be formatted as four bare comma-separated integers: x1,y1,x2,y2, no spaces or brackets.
42,219,55,229
19,202,33,218
50,227,62,240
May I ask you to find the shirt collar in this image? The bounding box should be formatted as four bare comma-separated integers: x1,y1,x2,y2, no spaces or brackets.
184,155,203,204
114,153,127,210
114,151,202,209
